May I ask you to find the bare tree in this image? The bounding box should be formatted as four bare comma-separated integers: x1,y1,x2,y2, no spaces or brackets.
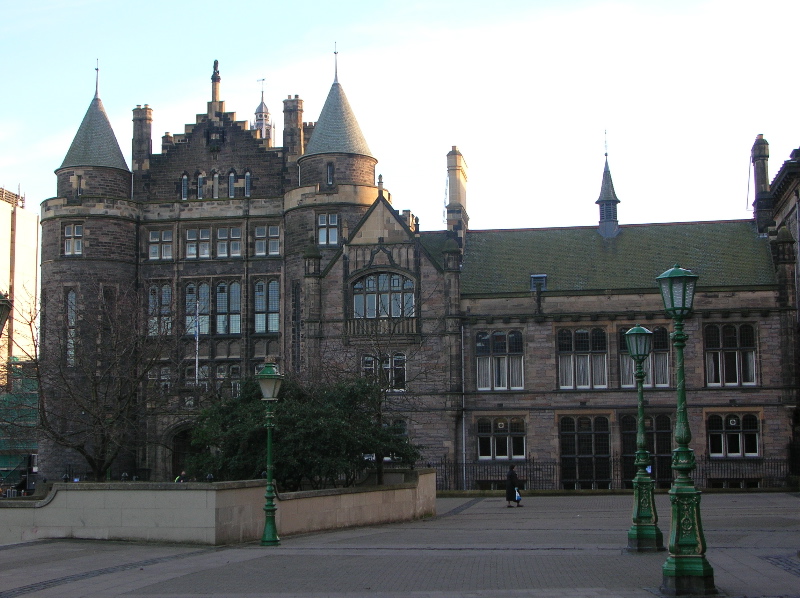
3,280,177,481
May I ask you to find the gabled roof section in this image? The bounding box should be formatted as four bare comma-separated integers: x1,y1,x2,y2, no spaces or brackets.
347,191,412,246
304,81,373,158
60,96,129,171
462,221,774,295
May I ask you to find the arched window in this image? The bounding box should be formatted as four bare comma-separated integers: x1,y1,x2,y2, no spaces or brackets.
212,173,219,199
708,413,759,457
181,175,188,200
254,280,280,333
228,172,236,198
362,352,406,390
197,174,204,200
215,282,241,334
557,328,607,389
244,171,251,197
185,282,210,335
704,324,757,386
352,273,415,319
66,289,77,366
476,416,526,460
559,415,611,489
148,284,172,336
620,413,672,488
476,330,524,390
620,326,670,388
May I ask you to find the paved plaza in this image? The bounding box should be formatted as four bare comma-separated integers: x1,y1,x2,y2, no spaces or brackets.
0,492,798,598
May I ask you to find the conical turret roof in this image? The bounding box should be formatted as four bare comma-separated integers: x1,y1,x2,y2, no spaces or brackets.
60,96,129,171
304,81,373,158
595,156,619,205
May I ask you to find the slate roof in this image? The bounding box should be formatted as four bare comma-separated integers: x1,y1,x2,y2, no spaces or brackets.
304,82,373,158
60,96,129,171
454,220,775,296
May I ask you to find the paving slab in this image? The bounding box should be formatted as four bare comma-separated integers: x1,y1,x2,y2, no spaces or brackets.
0,493,798,598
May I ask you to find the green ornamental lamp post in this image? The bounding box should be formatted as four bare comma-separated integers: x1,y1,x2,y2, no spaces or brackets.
256,363,284,547
656,265,716,596
624,324,664,552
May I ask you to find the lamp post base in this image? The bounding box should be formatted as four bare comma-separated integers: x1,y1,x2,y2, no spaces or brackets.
627,472,664,553
627,525,665,552
661,563,716,596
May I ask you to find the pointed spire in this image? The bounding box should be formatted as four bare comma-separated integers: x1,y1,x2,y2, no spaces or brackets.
334,42,339,84
596,151,620,238
596,153,620,206
304,75,373,158
60,90,129,172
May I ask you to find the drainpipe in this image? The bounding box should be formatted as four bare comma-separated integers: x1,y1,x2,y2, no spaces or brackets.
461,323,466,490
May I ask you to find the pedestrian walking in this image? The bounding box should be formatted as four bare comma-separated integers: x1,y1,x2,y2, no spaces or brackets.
506,464,522,507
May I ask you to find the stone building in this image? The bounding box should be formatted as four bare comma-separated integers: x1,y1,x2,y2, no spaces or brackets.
37,62,798,487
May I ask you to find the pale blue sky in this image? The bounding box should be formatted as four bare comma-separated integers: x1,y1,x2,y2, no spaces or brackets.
2,0,799,231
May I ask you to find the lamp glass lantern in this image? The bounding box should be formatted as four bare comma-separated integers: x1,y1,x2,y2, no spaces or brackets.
625,324,653,362
256,363,283,401
656,264,698,318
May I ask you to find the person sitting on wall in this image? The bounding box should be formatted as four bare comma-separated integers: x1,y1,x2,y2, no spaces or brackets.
174,471,187,483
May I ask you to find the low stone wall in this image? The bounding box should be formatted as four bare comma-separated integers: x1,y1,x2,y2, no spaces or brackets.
0,469,436,546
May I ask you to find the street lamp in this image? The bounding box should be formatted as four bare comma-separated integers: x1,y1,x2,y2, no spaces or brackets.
624,324,663,552
656,265,716,595
256,363,284,547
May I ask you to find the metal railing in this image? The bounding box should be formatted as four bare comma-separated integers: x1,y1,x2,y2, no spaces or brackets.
428,455,795,491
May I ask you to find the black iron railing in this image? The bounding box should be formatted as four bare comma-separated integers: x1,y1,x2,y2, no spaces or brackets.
428,455,795,491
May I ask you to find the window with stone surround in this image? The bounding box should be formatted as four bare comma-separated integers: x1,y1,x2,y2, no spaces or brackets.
254,225,281,257
184,282,210,336
477,416,526,460
557,328,608,389
352,273,414,319
621,413,673,488
148,230,173,260
254,279,280,333
215,281,241,334
228,172,236,198
707,413,760,457
317,213,338,245
244,171,251,197
185,228,211,259
147,283,172,336
619,326,670,388
212,173,219,198
704,324,756,386
63,224,83,256
559,415,611,489
216,227,242,258
181,175,188,200
362,353,406,391
476,330,524,390
66,288,77,366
